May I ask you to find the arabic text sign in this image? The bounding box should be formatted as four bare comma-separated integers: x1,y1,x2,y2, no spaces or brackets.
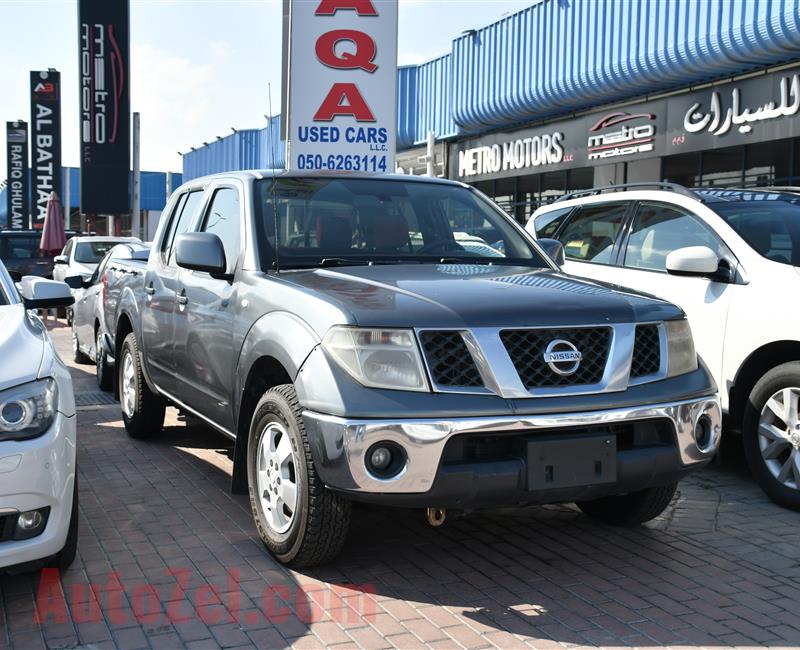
5,121,29,230
79,0,131,215
30,70,62,228
285,0,398,173
667,69,800,152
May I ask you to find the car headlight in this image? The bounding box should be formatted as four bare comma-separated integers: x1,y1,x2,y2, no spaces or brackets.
0,379,58,440
665,319,698,378
322,327,429,392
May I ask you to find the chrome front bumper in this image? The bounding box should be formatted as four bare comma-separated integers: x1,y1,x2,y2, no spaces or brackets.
303,395,721,494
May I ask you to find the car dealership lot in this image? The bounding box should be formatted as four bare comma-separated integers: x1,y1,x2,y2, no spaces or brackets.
2,324,800,650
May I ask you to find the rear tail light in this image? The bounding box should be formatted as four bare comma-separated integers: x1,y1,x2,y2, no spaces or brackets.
102,271,108,306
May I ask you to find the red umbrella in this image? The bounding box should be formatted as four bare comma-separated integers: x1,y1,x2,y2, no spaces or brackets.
40,191,66,255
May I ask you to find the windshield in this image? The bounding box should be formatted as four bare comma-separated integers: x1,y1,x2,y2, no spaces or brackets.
1,236,40,259
713,199,800,266
254,177,547,269
74,241,120,264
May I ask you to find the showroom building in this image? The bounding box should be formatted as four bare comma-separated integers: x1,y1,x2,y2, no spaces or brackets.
183,0,800,223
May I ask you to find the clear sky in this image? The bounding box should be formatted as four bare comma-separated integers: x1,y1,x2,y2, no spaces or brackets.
0,0,532,180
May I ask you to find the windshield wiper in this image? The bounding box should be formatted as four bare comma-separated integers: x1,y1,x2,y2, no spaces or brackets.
318,258,370,267
437,257,498,265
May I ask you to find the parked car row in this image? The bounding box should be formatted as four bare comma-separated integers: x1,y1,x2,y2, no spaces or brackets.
527,184,800,509
3,172,797,573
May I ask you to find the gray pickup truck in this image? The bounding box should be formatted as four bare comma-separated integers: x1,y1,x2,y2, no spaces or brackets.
104,171,720,567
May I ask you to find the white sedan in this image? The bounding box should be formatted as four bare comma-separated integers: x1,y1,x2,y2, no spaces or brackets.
0,263,78,570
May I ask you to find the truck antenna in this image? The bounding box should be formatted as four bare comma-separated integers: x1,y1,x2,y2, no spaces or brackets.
267,83,281,273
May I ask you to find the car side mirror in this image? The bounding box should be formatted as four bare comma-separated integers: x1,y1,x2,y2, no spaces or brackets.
18,276,75,310
53,255,68,265
537,238,566,266
175,232,229,278
64,275,91,290
666,246,722,278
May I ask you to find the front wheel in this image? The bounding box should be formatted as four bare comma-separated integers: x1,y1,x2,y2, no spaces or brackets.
576,483,677,525
48,474,78,571
119,333,166,438
72,329,91,365
743,362,800,511
247,385,351,567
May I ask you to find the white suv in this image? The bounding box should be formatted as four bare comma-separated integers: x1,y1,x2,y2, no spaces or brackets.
527,184,800,510
0,263,78,570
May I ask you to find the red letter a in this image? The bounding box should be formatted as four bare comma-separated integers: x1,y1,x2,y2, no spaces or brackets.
314,83,376,122
315,0,378,15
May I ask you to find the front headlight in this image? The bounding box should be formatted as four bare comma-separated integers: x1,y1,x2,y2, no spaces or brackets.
665,319,698,378
0,379,58,440
322,327,429,392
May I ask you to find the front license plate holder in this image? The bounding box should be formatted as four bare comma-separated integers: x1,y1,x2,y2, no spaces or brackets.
527,435,617,491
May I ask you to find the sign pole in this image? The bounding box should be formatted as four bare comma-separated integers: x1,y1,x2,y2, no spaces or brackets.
132,111,141,239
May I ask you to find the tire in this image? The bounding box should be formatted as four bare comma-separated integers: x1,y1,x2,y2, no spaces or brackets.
247,384,351,567
66,307,73,327
71,329,92,364
49,474,78,571
743,362,800,511
576,483,677,525
95,328,113,392
57,306,67,320
119,333,166,438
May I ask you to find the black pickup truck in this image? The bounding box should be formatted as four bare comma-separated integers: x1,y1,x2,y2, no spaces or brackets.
103,171,720,566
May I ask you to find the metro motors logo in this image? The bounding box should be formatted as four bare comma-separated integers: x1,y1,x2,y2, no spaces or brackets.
587,112,655,160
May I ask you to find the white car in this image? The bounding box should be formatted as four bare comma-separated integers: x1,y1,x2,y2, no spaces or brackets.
528,184,800,510
53,236,140,291
0,262,78,570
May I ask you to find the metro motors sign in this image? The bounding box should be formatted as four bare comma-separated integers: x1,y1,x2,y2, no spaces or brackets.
284,0,397,173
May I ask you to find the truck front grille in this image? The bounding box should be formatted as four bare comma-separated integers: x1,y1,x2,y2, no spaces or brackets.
500,327,612,389
631,324,661,378
419,331,484,388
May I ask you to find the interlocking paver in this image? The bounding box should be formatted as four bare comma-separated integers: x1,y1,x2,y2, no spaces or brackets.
3,324,800,650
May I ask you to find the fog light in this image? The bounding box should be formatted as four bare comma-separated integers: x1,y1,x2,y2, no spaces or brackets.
365,442,406,479
370,447,392,470
694,415,713,451
13,507,49,540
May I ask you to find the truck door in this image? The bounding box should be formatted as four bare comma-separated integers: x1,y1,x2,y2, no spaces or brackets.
140,190,206,389
172,185,241,432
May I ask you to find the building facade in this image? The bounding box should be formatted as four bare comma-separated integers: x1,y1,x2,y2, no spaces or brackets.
182,0,800,221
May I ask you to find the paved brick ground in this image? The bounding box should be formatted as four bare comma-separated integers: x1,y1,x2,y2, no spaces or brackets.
2,322,800,649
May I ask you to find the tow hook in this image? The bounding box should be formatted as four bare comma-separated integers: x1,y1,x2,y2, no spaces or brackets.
426,507,446,526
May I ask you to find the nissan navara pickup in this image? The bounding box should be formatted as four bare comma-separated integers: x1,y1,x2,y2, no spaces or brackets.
102,171,720,567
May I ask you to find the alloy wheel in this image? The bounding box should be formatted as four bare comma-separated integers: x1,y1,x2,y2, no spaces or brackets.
256,422,299,534
758,387,800,490
121,351,136,419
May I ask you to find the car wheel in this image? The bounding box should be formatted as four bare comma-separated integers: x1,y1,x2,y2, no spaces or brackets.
95,329,113,392
743,362,800,511
66,307,73,327
48,474,78,571
72,329,92,364
247,384,351,567
576,483,677,525
119,333,166,438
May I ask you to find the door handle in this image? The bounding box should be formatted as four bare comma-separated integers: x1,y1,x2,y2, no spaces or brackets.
144,283,155,295
177,290,188,306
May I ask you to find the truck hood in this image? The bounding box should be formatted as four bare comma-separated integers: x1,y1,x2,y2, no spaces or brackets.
0,305,45,391
281,264,684,329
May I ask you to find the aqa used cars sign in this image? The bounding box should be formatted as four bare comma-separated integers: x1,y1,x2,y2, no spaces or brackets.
285,0,398,173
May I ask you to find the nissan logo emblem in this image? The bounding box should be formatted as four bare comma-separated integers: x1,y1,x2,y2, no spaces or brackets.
543,339,582,376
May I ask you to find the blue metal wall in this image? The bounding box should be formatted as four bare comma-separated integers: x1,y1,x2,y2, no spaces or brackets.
450,0,800,132
183,0,800,179
182,116,284,182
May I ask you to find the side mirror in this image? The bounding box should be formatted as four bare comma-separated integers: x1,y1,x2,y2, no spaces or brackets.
537,238,566,266
18,276,75,310
53,255,68,265
175,232,228,277
666,246,720,277
64,275,91,290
